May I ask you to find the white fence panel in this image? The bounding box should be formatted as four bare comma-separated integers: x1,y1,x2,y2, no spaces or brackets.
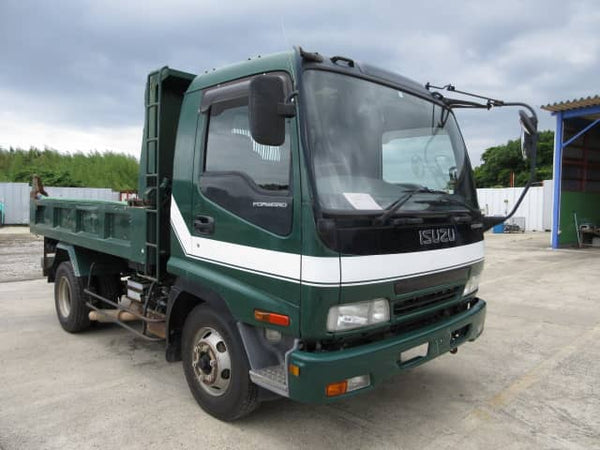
0,183,120,225
45,187,119,202
0,182,31,225
477,186,545,231
542,180,553,231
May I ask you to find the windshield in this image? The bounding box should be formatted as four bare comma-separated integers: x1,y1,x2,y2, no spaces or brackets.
303,70,478,214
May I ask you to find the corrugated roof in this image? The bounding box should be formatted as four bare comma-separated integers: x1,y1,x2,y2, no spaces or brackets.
541,95,600,112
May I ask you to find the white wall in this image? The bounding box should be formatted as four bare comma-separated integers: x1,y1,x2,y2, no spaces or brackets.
0,183,30,225
542,180,554,231
477,185,546,231
0,183,120,225
44,186,119,201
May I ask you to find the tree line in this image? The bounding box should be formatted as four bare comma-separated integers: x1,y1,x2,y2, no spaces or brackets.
0,147,139,191
473,130,554,188
0,132,554,192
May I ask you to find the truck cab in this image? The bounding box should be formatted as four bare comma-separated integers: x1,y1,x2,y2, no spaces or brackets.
165,49,485,410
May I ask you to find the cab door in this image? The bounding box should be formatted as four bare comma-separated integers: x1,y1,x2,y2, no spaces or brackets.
187,74,302,326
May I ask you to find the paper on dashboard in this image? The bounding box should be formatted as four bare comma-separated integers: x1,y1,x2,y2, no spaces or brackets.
343,193,383,210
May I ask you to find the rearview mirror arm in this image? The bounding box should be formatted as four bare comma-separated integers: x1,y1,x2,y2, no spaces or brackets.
425,84,540,232
277,91,298,118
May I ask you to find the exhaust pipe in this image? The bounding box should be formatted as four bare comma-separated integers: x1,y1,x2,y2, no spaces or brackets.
89,309,140,323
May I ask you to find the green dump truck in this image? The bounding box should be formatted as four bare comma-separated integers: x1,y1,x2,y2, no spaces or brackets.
30,47,538,421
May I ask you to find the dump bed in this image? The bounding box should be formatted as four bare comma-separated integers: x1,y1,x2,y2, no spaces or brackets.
30,198,147,265
29,67,196,277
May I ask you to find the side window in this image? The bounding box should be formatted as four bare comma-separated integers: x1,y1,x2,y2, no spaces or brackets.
200,95,293,236
205,102,290,191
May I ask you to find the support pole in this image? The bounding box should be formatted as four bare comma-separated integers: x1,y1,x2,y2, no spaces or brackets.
551,112,563,249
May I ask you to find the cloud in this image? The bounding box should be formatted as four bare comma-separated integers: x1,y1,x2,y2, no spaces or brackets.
0,0,598,164
0,108,140,155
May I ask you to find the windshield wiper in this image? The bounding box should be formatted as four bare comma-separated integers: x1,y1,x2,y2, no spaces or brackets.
374,187,478,226
374,187,439,225
414,196,480,214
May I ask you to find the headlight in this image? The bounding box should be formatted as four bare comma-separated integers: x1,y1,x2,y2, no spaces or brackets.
327,298,390,332
463,270,482,296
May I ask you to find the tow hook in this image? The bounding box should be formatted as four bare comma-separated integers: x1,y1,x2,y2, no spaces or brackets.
450,347,458,354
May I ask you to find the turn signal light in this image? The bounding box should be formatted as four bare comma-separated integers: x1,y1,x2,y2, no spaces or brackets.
326,375,371,397
289,364,300,377
254,310,290,327
326,381,348,397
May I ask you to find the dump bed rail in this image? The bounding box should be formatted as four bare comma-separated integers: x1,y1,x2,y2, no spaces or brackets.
30,197,147,264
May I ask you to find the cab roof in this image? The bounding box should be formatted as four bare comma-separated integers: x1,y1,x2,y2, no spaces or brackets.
186,48,434,101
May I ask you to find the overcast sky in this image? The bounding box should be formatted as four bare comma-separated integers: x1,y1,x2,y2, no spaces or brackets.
1,0,598,165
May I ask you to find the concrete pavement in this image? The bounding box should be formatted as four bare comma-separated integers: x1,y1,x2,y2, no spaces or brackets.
0,232,598,449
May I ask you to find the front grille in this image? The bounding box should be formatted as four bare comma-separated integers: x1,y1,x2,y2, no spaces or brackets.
313,298,479,352
393,286,462,316
389,298,477,337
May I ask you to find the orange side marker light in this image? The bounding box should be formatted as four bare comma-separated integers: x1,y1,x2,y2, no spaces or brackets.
289,364,300,377
254,310,290,327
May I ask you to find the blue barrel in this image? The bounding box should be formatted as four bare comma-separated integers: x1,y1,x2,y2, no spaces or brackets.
492,223,505,234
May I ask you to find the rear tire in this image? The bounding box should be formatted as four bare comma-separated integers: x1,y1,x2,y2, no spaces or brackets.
182,304,259,421
54,262,91,333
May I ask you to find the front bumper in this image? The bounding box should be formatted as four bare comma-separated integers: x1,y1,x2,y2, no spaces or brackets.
287,298,486,403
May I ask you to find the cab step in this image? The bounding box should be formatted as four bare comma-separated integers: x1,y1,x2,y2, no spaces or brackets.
249,364,289,397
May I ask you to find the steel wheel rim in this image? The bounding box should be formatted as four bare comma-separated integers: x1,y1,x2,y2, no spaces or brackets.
191,326,232,397
57,276,72,318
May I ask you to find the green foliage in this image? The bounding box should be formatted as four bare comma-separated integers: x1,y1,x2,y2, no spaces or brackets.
473,130,554,188
0,147,139,191
0,132,556,191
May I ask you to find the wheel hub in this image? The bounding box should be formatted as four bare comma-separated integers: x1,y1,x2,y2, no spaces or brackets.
199,352,213,374
57,276,72,318
191,327,231,397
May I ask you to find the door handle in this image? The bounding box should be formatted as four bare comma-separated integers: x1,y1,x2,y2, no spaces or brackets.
193,215,215,234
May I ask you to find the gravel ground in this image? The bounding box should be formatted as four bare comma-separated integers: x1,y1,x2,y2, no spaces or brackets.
0,227,43,283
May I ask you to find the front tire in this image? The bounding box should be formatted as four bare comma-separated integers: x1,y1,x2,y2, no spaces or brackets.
182,304,259,421
54,262,91,333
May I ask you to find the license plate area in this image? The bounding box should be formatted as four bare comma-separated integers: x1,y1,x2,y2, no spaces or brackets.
400,342,429,364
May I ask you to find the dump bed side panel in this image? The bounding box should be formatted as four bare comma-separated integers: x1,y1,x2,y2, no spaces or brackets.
30,198,146,264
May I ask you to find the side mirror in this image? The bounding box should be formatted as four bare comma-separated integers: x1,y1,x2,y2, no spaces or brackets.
249,75,294,146
519,109,538,160
482,107,539,232
519,109,537,135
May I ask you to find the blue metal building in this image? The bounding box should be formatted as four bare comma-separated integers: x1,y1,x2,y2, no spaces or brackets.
542,96,600,248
